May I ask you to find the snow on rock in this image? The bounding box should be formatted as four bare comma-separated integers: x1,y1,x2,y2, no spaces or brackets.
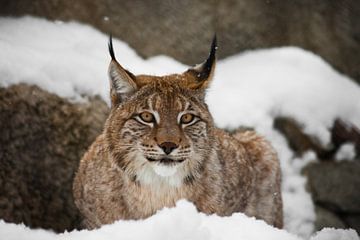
1,16,360,240
335,143,356,161
0,16,185,103
310,228,359,240
208,47,360,145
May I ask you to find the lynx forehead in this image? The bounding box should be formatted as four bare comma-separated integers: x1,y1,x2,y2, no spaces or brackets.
73,35,283,230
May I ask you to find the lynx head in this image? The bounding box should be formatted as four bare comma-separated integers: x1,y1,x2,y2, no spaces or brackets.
105,36,217,187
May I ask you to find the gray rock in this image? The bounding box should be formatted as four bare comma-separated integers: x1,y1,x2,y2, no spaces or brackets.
0,0,359,84
303,161,360,213
314,206,346,231
0,84,109,232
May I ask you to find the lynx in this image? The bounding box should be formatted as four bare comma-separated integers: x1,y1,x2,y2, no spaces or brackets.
73,36,283,229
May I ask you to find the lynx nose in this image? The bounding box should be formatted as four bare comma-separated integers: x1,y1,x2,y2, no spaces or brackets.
159,142,178,155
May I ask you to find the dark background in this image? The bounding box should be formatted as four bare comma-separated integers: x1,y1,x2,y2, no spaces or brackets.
1,0,360,84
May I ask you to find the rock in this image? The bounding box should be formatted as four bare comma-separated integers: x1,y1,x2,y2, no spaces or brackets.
314,206,346,231
273,117,333,159
0,84,109,232
303,161,360,213
0,0,359,84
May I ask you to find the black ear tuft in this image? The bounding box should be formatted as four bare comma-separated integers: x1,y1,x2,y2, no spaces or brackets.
108,34,116,60
188,34,217,82
203,34,217,77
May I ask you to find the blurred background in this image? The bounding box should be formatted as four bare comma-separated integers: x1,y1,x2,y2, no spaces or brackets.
0,0,359,238
1,0,360,83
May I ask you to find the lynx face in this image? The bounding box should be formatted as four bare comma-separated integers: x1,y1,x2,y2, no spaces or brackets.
105,37,217,186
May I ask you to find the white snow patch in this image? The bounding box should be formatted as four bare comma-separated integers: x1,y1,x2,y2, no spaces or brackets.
310,228,359,240
335,143,356,161
1,16,360,239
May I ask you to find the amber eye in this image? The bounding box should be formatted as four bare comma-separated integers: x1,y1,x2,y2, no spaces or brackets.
180,113,195,124
139,112,155,123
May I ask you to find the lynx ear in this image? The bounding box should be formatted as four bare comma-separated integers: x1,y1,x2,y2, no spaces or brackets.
108,35,138,106
184,35,217,90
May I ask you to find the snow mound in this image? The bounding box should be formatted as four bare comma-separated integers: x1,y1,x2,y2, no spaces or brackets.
1,201,358,240
1,16,360,240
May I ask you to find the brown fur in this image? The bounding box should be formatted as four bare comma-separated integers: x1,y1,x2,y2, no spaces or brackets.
73,38,283,229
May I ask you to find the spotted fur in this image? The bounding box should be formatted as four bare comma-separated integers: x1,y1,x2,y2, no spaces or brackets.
73,37,283,229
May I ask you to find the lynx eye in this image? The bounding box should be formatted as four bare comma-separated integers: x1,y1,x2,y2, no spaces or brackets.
180,113,195,124
139,111,155,123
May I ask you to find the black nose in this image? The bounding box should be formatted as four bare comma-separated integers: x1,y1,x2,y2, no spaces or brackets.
159,142,178,155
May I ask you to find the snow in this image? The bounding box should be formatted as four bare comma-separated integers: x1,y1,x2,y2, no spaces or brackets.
0,200,359,240
0,201,299,240
0,202,358,240
335,143,356,161
209,47,360,145
0,16,184,103
310,228,359,240
1,16,360,240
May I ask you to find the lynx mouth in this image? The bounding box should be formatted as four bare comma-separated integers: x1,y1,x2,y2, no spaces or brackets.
146,157,185,165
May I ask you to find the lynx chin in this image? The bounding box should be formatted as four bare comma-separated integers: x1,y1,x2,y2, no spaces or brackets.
73,36,283,229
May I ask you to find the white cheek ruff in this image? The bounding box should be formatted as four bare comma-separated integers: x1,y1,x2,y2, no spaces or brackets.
152,164,178,177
